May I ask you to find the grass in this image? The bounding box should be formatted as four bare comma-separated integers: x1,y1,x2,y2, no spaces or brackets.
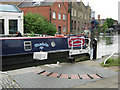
100,57,120,67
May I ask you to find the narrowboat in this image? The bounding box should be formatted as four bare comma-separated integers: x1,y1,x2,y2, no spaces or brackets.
0,35,90,70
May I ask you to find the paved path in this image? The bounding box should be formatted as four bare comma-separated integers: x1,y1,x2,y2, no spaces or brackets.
1,54,119,88
73,74,119,88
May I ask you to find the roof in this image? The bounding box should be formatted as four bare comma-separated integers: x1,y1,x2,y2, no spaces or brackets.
18,1,54,8
18,2,33,7
0,2,20,6
0,4,22,13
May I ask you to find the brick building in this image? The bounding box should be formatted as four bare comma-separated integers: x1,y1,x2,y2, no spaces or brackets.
69,1,91,34
19,1,70,35
18,0,91,35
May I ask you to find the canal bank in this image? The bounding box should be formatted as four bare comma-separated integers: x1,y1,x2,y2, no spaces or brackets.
0,53,119,88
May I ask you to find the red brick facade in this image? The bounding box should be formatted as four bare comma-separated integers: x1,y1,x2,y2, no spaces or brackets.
20,2,70,35
20,7,51,21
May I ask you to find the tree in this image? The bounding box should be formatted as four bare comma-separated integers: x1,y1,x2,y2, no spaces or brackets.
102,21,108,33
24,12,57,36
106,18,114,28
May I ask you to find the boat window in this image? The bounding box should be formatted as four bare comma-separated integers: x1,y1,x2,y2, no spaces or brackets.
0,19,4,34
9,19,18,34
24,41,32,51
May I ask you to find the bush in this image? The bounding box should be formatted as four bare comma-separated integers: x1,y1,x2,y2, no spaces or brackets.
100,57,120,67
24,12,57,36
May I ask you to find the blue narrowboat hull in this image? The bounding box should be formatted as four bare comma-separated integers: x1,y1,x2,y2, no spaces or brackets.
0,36,90,71
1,37,70,56
1,36,85,56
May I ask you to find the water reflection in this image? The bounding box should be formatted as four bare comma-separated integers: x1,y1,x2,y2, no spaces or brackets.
102,36,113,45
97,34,118,59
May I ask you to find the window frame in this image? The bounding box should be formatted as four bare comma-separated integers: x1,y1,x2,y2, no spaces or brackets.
63,26,66,33
58,13,61,20
58,3,61,8
9,19,18,34
63,14,66,20
52,12,56,19
24,41,32,51
74,21,76,29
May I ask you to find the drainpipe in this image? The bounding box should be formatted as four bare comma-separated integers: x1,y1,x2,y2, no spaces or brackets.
62,2,69,35
50,8,51,23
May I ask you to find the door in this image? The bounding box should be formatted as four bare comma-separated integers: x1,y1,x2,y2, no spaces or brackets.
58,26,61,34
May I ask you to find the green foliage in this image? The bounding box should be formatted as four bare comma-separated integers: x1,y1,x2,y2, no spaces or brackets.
24,12,57,36
106,18,114,28
100,57,120,67
102,21,108,33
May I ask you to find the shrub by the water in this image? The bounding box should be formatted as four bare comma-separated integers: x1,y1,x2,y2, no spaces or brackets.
100,57,120,67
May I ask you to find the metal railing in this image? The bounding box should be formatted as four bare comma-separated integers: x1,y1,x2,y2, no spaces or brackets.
69,37,91,57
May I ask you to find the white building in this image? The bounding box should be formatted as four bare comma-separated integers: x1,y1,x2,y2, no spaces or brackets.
91,10,95,19
0,4,23,35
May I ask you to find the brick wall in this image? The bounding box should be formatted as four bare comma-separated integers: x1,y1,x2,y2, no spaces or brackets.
20,2,70,35
20,6,50,20
51,2,69,35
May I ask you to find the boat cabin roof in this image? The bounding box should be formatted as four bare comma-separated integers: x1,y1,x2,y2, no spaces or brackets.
0,4,22,13
0,36,67,40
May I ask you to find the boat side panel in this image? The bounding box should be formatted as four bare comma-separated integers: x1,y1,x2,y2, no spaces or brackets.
1,38,68,56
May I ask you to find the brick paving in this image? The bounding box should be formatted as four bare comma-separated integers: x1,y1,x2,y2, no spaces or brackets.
71,74,79,79
40,71,50,76
49,73,59,78
59,74,69,79
91,74,100,79
35,70,102,80
80,74,91,79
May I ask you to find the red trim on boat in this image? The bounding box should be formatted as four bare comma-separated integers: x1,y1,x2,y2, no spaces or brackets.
0,36,67,40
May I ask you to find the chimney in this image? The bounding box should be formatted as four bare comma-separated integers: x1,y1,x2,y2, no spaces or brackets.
98,14,100,22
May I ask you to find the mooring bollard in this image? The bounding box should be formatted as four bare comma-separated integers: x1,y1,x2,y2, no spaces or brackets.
92,38,97,60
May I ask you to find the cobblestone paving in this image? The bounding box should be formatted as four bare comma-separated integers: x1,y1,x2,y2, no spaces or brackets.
0,76,21,89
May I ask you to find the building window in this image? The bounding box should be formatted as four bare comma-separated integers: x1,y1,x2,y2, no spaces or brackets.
59,3,61,8
81,12,83,18
88,15,89,20
78,21,80,30
71,20,73,29
9,19,18,34
74,21,76,29
63,14,66,20
63,26,66,33
53,12,56,19
74,9,76,16
78,11,80,17
0,19,4,34
81,22,83,31
58,13,61,20
71,8,73,16
85,14,87,19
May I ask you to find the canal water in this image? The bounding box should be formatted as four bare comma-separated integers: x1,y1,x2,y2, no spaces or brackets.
97,34,119,59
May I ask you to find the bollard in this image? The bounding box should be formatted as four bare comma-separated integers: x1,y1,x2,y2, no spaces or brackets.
92,38,97,60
